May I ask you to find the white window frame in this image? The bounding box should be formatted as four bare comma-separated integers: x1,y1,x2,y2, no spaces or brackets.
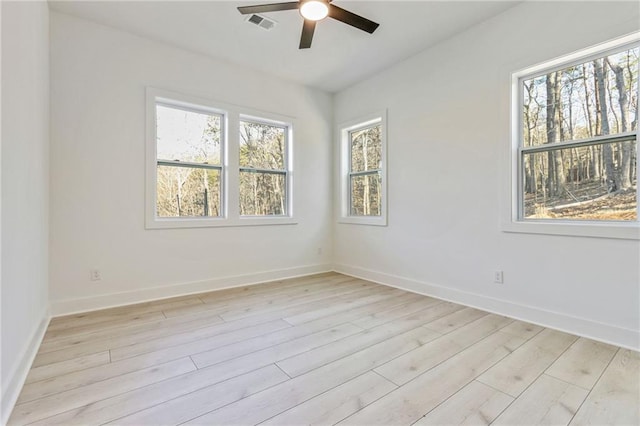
503,33,640,240
338,111,387,226
146,87,296,229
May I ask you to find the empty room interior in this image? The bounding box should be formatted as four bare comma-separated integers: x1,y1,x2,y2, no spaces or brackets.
2,0,640,424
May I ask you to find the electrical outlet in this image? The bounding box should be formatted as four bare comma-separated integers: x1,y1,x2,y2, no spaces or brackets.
90,269,102,281
494,270,504,284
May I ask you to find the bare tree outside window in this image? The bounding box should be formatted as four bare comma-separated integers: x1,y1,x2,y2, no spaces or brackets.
155,104,223,218
520,46,638,221
349,124,382,216
239,120,289,216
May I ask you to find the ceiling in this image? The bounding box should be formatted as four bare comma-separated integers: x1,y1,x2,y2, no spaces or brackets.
48,1,519,93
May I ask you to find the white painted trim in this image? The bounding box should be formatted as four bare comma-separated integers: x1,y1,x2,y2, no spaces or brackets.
50,264,332,317
333,264,640,351
1,308,50,425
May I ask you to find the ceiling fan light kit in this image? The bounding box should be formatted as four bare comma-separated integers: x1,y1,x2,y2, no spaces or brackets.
237,0,379,49
299,0,329,21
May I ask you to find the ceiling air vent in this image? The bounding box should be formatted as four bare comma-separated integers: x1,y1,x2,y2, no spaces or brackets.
246,14,276,31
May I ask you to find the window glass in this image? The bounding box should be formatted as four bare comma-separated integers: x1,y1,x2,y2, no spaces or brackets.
519,46,638,222
155,104,223,218
239,120,288,216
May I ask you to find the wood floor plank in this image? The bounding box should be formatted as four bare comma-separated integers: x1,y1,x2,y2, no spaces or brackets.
546,337,618,390
191,322,363,373
34,317,282,368
374,314,514,385
8,358,196,425
222,285,398,323
422,307,489,334
182,326,439,425
42,311,167,342
570,349,640,426
337,331,527,425
194,273,340,304
166,281,376,320
114,319,292,367
493,374,589,425
105,365,289,425
46,295,203,333
36,310,225,353
165,278,368,319
188,315,363,369
350,296,441,329
277,303,459,377
185,294,431,370
21,320,290,403
196,272,347,304
296,291,423,327
38,282,376,357
46,275,343,341
24,351,110,384
476,328,578,397
110,318,291,361
415,380,513,426
261,371,397,426
499,320,545,340
27,363,285,425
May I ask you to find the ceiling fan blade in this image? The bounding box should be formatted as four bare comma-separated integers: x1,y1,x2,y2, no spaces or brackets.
237,2,300,15
328,4,379,34
299,19,316,49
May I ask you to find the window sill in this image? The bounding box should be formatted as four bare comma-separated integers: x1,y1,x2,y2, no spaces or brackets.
501,219,639,240
338,216,387,227
146,216,298,230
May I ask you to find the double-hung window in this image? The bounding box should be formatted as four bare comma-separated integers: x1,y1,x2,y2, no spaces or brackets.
508,35,639,239
339,112,387,226
239,119,289,216
155,102,224,219
146,88,295,228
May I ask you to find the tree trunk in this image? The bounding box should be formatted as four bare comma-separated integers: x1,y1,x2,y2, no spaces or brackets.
607,58,632,189
594,59,617,192
545,71,566,196
362,136,370,215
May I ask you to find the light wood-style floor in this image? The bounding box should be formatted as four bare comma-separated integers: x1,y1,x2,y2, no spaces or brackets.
9,272,640,425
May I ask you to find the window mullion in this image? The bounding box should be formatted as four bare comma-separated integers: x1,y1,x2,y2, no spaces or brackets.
157,160,222,170
226,112,240,220
239,167,287,175
521,132,637,154
349,169,381,176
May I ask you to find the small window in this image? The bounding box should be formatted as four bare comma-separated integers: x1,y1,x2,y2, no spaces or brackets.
507,34,640,239
239,119,290,216
349,124,382,216
339,112,387,226
155,103,224,218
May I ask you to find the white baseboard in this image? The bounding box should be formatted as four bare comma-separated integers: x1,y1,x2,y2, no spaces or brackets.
1,309,50,425
50,264,333,317
334,264,640,351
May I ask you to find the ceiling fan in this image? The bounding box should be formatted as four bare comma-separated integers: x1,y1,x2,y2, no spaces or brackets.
237,0,379,49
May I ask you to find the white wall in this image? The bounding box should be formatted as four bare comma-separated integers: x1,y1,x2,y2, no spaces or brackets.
49,12,333,313
334,1,640,349
1,1,50,422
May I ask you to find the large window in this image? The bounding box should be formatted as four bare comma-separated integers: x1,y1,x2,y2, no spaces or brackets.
339,112,387,226
508,35,639,239
146,88,294,229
